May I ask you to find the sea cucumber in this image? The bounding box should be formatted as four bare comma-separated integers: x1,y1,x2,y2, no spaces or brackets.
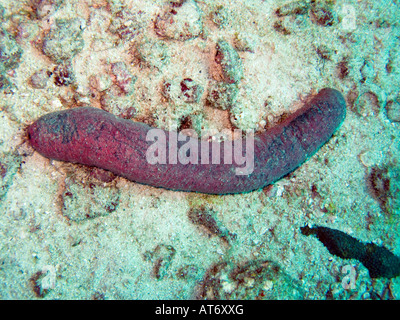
301,225,400,279
27,88,346,194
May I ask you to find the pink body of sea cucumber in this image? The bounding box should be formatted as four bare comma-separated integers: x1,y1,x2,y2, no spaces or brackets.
28,88,346,194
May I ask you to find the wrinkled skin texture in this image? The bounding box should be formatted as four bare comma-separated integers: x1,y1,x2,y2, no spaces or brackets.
28,88,346,194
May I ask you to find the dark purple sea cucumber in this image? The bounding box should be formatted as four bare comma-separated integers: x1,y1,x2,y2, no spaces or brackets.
27,88,346,194
301,225,400,279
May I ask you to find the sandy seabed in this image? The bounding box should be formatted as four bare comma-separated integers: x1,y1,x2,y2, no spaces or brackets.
0,0,399,300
